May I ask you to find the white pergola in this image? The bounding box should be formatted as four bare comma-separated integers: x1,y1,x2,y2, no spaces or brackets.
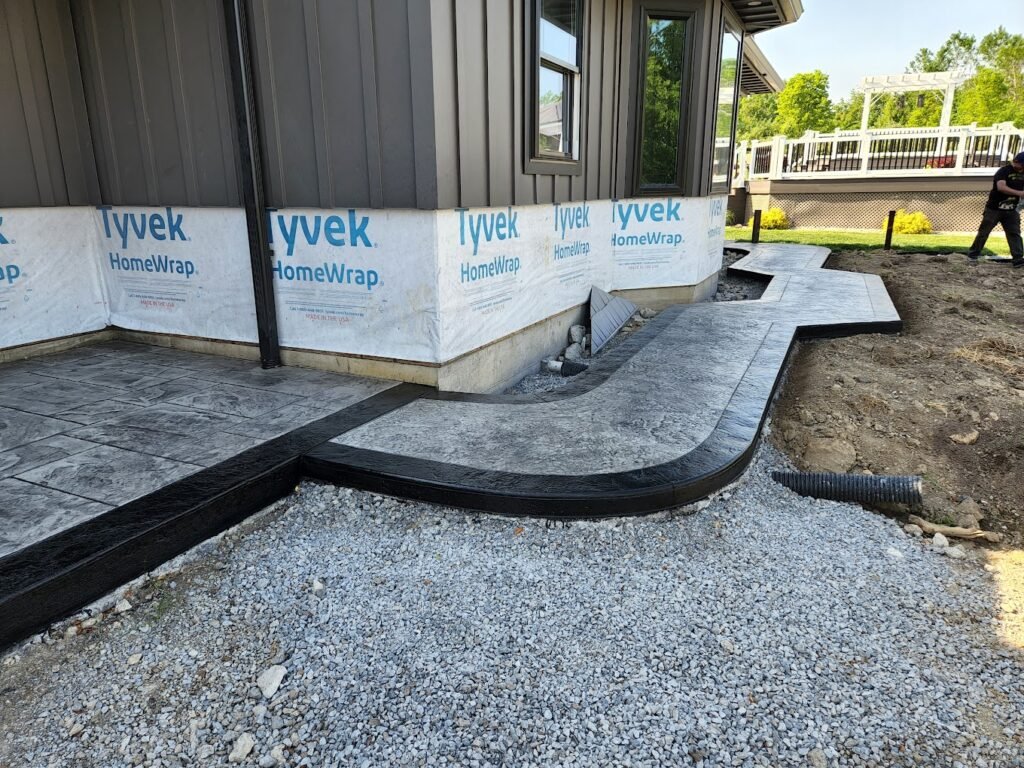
856,71,971,131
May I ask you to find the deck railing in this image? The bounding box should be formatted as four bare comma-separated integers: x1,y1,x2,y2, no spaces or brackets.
731,123,1024,185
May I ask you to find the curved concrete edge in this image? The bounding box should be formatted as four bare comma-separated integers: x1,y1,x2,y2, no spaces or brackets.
303,244,903,519
302,322,826,518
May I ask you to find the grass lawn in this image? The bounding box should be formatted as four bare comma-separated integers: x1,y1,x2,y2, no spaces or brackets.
724,226,1012,256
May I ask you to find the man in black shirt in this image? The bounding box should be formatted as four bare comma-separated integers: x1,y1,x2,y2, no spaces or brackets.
968,151,1024,267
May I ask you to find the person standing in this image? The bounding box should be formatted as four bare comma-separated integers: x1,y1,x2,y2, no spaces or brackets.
968,152,1024,267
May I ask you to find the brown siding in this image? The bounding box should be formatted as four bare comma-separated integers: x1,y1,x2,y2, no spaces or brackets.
71,0,239,207
0,0,98,207
249,0,438,209
1,0,728,210
430,0,631,209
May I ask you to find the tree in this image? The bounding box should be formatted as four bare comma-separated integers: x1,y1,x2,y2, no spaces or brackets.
909,32,978,73
736,92,778,140
956,68,1012,125
911,27,1024,127
775,71,833,137
977,27,1024,117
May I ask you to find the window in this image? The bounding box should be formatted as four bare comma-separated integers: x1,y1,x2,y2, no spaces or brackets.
637,15,688,191
530,0,583,173
711,28,742,193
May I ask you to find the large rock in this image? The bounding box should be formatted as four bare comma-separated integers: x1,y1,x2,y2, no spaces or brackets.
954,498,983,529
569,325,586,344
949,430,979,445
229,733,255,763
564,343,584,361
802,438,857,473
257,665,287,699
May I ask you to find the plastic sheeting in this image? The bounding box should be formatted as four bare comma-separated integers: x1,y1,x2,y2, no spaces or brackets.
1,196,725,363
0,208,107,349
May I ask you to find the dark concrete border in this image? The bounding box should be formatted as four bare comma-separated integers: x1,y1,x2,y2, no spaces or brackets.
1,246,904,647
302,252,903,520
302,323,794,518
0,385,426,648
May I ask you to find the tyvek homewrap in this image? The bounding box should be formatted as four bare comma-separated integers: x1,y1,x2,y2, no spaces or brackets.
1,196,725,364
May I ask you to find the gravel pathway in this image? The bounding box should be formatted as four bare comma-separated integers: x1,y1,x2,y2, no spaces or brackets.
2,443,1021,768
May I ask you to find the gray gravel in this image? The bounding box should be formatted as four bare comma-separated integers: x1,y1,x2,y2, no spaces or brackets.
715,248,767,303
507,309,651,395
2,442,1022,768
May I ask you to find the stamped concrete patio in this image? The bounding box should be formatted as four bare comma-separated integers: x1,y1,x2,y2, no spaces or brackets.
1,243,901,646
0,342,395,558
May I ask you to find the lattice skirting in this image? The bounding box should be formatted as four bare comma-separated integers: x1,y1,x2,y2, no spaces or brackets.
745,191,991,233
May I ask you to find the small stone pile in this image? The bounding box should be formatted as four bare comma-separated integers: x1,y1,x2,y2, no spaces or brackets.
559,308,657,362
561,323,590,361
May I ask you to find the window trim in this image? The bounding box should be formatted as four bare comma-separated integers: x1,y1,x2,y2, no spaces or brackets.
710,21,743,195
526,0,585,176
632,6,698,196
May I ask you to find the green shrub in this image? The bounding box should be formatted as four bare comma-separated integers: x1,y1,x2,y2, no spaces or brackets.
725,208,736,226
885,209,932,235
750,207,790,230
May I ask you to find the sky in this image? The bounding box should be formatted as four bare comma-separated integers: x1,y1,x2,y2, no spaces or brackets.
752,0,1024,100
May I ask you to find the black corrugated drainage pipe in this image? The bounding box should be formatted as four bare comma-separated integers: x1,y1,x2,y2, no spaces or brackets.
772,471,922,506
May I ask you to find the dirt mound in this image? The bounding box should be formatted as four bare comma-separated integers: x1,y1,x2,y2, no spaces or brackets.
772,251,1024,544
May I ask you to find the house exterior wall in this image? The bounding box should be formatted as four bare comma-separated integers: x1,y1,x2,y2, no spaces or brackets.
429,0,732,209
0,0,98,207
247,0,438,209
429,0,629,208
71,0,240,207
1,0,742,389
1,0,439,210
3,0,739,210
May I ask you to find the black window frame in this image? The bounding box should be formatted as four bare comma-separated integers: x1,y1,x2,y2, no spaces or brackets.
632,6,698,196
526,0,585,176
710,21,743,195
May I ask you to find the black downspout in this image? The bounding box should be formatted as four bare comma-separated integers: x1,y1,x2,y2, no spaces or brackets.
222,0,280,369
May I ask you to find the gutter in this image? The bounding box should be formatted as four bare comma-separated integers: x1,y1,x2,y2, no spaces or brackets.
221,0,281,369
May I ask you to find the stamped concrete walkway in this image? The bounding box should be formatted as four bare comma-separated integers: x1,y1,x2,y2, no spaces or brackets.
307,243,901,516
1,243,900,646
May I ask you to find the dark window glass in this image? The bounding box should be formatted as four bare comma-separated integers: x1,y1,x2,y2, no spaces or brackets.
712,31,741,192
639,18,686,188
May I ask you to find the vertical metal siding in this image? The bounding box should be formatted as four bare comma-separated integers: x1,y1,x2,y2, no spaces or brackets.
250,0,435,210
431,0,628,209
2,0,723,211
0,0,98,207
72,0,239,206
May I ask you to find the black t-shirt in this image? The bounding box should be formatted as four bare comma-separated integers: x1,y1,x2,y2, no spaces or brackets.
986,164,1024,210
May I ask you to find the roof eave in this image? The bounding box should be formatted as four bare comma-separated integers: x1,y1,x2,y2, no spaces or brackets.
740,41,784,94
729,0,804,34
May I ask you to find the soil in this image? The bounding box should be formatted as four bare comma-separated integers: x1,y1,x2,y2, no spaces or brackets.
770,251,1024,545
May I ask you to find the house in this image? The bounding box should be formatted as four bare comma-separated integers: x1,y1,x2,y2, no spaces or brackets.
0,0,801,391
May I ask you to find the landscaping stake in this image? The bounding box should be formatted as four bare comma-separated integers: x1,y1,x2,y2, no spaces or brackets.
884,209,896,250
752,210,762,244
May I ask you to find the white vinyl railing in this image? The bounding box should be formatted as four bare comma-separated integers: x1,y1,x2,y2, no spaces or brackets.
732,123,1023,185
